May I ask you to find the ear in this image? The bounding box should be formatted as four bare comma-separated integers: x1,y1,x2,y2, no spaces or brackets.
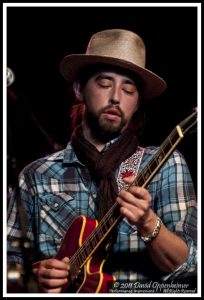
73,81,83,101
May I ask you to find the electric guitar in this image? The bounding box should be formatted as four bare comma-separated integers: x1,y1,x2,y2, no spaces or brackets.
32,108,197,293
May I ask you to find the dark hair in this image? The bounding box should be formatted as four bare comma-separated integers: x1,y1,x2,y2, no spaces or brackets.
70,102,85,132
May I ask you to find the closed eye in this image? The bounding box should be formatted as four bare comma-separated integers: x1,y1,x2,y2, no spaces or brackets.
123,84,137,95
97,78,112,88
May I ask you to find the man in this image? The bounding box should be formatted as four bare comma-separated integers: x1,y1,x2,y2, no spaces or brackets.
7,29,197,293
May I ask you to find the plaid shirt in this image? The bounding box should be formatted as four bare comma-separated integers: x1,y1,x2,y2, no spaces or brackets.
7,141,197,283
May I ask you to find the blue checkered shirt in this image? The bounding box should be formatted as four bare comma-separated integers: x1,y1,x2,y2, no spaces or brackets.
7,141,197,282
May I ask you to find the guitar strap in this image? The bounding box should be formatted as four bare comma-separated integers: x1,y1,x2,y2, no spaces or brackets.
102,146,145,254
117,146,145,192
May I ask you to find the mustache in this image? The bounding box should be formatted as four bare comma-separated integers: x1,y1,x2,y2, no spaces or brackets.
99,105,124,118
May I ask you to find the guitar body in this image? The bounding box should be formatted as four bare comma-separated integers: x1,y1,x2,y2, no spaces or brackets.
32,216,115,293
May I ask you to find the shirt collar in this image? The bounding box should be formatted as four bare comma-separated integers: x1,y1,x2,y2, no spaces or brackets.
101,137,119,152
47,136,120,165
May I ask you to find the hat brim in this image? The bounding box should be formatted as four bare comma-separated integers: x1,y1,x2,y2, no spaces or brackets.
60,54,167,99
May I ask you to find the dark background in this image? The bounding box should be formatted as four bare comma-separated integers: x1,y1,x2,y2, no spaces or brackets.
6,5,198,192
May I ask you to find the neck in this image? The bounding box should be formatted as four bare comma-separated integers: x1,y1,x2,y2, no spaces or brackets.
82,122,106,152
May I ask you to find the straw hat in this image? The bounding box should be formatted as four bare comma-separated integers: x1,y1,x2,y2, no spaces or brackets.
60,29,167,99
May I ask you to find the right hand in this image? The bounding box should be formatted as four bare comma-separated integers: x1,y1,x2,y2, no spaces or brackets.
33,257,69,293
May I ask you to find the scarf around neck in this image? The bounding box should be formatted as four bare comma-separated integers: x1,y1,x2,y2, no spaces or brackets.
71,124,139,221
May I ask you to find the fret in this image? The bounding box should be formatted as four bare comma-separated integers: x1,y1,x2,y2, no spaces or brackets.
138,172,148,185
168,130,180,146
106,204,120,225
90,231,101,246
88,237,98,251
80,243,90,259
100,218,109,232
147,159,159,175
69,256,81,277
168,136,173,147
75,250,84,266
155,149,166,165
85,240,93,254
156,153,163,164
160,146,166,157
96,223,105,239
102,212,116,228
79,241,91,260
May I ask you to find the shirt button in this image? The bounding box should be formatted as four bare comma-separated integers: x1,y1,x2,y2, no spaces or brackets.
51,202,60,211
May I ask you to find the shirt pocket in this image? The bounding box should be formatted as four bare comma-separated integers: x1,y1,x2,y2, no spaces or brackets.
39,192,79,239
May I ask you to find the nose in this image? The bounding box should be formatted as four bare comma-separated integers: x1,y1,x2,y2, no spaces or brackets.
110,98,120,105
109,87,120,105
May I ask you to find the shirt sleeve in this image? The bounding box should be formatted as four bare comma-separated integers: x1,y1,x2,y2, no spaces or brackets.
7,170,37,265
151,149,197,281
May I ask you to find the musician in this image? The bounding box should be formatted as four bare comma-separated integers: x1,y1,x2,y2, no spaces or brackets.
7,29,197,293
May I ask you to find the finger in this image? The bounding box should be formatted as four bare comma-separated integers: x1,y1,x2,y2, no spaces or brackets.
120,187,151,206
117,192,146,216
128,186,151,200
119,205,145,224
39,266,69,279
122,175,136,184
118,190,139,206
117,197,151,219
119,188,150,205
61,257,70,270
62,257,69,263
39,276,68,289
41,258,68,270
117,195,139,210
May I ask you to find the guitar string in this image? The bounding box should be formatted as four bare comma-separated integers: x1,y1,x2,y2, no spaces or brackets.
69,203,119,270
68,110,197,271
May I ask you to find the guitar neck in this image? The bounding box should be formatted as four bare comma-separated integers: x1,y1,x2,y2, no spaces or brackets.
134,125,184,188
69,108,197,276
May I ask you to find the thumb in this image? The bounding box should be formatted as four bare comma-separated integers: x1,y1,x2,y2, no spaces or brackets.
122,175,136,184
62,257,70,271
62,257,69,263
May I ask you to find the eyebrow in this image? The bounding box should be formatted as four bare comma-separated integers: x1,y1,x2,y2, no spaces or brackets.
95,73,136,85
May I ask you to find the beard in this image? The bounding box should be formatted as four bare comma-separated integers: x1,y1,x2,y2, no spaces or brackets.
84,105,127,143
